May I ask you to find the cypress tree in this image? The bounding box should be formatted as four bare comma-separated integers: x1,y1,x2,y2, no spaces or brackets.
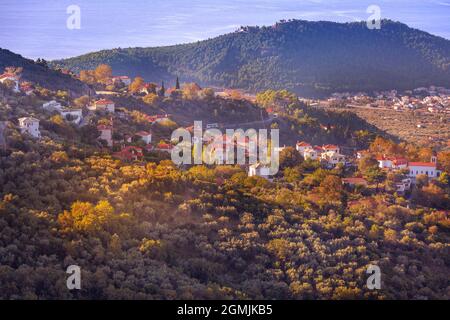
159,81,165,97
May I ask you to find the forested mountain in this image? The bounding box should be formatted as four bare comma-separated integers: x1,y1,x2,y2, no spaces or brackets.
53,20,450,97
0,48,89,95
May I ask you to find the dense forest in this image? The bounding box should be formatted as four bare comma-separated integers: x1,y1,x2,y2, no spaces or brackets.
53,20,450,96
0,76,449,299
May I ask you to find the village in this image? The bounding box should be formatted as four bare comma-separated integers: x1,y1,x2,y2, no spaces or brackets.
320,87,450,114
0,65,448,200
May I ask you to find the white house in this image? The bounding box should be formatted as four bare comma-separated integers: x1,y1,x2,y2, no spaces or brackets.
322,144,340,154
303,148,320,160
18,117,41,138
89,99,115,113
395,178,412,194
0,73,20,92
60,108,83,125
135,131,152,144
377,156,408,170
248,162,272,180
43,100,63,112
97,124,113,147
407,161,440,179
321,150,346,166
296,141,312,153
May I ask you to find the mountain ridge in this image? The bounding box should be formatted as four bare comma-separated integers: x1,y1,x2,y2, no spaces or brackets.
0,48,89,96
52,19,450,97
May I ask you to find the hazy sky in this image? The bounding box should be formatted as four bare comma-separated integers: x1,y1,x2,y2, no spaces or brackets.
0,0,449,60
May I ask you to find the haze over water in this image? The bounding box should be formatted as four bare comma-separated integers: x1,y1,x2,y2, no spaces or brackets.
0,0,449,60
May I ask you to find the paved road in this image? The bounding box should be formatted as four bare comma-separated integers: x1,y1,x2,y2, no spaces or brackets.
221,115,276,129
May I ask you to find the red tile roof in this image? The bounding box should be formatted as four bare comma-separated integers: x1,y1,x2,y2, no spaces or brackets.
0,73,18,80
113,146,143,161
95,99,114,105
145,114,169,122
392,158,408,165
322,144,339,150
408,162,436,167
135,131,151,137
156,143,172,149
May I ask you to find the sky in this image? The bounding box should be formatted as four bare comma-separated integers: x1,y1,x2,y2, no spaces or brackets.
0,0,449,60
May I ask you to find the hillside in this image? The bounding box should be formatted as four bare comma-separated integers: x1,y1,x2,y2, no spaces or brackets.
0,67,449,300
53,20,450,97
0,48,89,96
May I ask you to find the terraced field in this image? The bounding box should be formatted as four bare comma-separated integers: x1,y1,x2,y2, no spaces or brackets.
325,105,450,149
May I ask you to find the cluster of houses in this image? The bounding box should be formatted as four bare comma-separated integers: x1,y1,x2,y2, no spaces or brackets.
6,67,447,193
0,70,37,95
323,86,450,115
41,98,117,127
15,97,118,140
43,100,83,125
296,142,346,167
247,142,347,180
390,94,450,114
373,153,441,179
248,139,443,194
87,99,115,113
144,114,170,124
16,88,174,161
374,153,440,193
112,140,174,162
103,116,175,162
